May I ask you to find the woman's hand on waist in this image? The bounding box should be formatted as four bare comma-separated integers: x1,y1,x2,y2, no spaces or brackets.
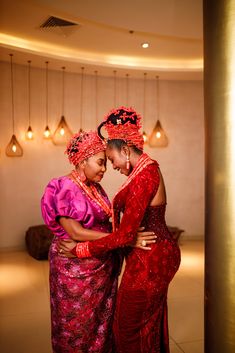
131,227,157,250
57,238,77,258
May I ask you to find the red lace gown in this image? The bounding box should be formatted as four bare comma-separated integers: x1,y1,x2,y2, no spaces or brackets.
80,156,181,353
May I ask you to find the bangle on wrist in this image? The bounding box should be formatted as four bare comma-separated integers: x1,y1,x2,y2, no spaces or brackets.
75,242,91,258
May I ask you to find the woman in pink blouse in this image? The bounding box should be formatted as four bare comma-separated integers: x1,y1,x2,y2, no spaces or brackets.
41,130,155,353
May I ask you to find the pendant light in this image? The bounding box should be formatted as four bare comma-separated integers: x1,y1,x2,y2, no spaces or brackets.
25,60,34,140
53,66,73,145
142,72,148,144
149,76,168,147
43,61,52,139
5,54,23,157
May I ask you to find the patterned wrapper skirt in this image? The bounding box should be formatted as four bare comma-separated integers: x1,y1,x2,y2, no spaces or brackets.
49,238,119,353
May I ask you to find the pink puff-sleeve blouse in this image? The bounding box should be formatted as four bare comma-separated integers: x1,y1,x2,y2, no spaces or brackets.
41,176,110,239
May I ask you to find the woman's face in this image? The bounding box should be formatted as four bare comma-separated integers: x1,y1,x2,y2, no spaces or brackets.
83,151,107,182
106,146,130,176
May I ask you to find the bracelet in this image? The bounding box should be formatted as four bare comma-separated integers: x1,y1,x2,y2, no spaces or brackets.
75,242,91,258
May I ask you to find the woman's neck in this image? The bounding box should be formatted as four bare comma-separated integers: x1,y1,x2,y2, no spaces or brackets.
73,169,90,185
129,151,143,169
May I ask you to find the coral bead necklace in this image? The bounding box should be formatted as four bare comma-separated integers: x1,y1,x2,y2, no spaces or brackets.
71,170,111,217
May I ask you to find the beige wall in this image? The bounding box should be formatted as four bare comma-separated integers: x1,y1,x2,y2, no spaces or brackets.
0,61,204,249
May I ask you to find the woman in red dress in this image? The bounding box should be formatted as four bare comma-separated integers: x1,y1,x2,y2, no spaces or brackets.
60,107,181,353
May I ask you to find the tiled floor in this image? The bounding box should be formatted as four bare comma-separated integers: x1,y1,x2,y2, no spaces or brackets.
168,240,204,353
0,240,204,353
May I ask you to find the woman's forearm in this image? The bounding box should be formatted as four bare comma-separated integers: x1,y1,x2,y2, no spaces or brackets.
59,217,108,241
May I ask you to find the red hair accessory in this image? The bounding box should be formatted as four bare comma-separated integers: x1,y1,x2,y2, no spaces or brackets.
65,130,106,166
98,106,144,151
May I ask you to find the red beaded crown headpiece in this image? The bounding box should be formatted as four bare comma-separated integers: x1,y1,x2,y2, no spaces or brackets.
65,130,106,166
97,106,144,151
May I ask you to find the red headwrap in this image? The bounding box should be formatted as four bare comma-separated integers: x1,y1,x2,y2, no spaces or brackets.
65,130,106,166
98,106,144,150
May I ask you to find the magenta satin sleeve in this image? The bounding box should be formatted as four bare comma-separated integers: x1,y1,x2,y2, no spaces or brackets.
41,177,95,238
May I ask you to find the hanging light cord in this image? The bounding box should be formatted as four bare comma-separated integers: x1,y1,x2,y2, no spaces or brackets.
45,61,49,125
126,73,129,106
28,60,31,126
143,72,147,130
114,70,117,107
80,67,84,129
62,67,65,116
10,54,15,134
156,75,159,121
95,71,98,125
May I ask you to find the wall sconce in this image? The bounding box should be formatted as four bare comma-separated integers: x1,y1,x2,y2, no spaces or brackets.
149,76,168,147
5,54,23,157
25,60,34,140
43,61,52,139
53,66,73,145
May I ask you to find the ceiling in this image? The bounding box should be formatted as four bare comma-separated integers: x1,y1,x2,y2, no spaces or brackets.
0,0,203,79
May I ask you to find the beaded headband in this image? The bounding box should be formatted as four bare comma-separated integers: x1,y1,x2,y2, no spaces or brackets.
97,106,144,151
65,130,106,166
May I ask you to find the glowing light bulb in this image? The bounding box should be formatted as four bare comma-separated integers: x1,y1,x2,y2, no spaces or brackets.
142,131,148,144
26,126,34,140
156,131,161,139
52,116,73,145
12,144,17,152
44,126,51,139
142,43,149,48
44,130,50,138
27,131,33,139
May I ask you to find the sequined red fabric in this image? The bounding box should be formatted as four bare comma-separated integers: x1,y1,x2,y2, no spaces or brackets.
88,158,181,352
